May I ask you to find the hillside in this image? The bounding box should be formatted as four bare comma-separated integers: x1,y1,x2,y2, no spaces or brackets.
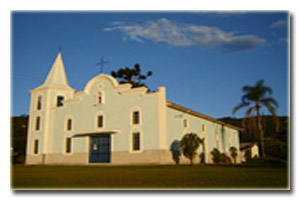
218,116,289,143
219,116,289,160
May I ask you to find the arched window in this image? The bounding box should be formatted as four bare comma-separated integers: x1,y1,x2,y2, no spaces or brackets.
133,111,140,125
37,96,42,110
183,119,188,128
96,92,104,105
65,137,72,153
97,115,103,128
202,124,206,133
132,132,140,151
130,127,143,153
33,139,39,154
67,119,72,131
35,116,40,131
130,107,142,126
95,111,105,129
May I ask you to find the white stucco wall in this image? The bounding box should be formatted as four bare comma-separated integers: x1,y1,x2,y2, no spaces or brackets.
50,75,164,154
165,106,240,163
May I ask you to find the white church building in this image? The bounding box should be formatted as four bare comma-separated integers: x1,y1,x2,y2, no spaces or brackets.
26,53,241,165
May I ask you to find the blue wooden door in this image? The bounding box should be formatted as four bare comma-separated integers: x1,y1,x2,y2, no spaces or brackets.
89,135,111,163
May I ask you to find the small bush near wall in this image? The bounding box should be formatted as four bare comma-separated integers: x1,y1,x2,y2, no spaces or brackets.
211,148,222,164
211,149,232,164
245,149,252,162
264,137,287,160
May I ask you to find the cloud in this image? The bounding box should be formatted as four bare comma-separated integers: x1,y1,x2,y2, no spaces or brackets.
104,18,265,52
270,19,287,28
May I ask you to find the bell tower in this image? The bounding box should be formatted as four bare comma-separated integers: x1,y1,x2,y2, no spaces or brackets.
26,52,75,164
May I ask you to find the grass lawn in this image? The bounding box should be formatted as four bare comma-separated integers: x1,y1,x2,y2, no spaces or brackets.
12,159,289,190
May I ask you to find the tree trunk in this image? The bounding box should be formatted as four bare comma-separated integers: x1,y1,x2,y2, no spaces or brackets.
256,104,266,158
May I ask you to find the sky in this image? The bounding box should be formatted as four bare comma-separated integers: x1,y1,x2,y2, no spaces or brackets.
11,11,289,118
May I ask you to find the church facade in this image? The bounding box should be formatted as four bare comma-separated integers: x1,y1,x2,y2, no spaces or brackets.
26,53,241,165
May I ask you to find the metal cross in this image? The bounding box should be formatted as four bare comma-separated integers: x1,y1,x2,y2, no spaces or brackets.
96,56,109,74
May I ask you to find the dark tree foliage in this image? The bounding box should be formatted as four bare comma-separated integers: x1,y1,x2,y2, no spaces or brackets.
180,133,204,165
219,116,288,160
211,148,222,164
111,64,152,89
219,116,288,143
264,137,287,160
11,115,29,164
245,149,252,162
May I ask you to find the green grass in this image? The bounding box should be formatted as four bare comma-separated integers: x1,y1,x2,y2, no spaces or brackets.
12,159,289,189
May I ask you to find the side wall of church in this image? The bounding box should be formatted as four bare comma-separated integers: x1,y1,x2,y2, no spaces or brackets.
165,107,241,164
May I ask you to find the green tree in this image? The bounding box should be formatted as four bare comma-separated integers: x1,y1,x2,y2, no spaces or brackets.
229,146,238,163
264,137,286,160
233,80,279,158
111,64,152,88
211,148,222,164
180,133,203,165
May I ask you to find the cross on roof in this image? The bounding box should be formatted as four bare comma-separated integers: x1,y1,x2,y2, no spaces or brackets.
96,56,109,74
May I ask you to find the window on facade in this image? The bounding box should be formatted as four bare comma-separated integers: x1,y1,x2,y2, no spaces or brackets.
132,132,140,151
35,116,40,131
133,111,140,125
183,119,188,128
97,93,102,104
202,124,206,133
97,115,103,128
34,140,39,154
65,138,72,153
57,96,64,107
67,119,72,131
37,96,42,110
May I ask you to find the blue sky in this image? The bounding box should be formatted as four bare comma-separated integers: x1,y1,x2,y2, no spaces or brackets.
11,12,289,118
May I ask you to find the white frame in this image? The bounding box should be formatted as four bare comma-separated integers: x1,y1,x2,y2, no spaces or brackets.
36,95,42,111
129,128,143,153
183,118,189,128
34,116,41,132
202,124,206,133
130,106,142,126
64,136,73,155
95,111,105,130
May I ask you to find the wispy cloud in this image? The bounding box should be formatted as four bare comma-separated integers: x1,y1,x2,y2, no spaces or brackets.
270,19,287,28
104,18,265,52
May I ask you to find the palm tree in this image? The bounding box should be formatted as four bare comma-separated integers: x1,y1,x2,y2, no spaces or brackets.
233,80,279,158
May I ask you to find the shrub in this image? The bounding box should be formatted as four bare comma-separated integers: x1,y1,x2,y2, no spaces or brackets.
180,133,203,165
229,146,238,163
264,137,287,160
211,148,222,164
170,140,181,165
245,149,252,162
